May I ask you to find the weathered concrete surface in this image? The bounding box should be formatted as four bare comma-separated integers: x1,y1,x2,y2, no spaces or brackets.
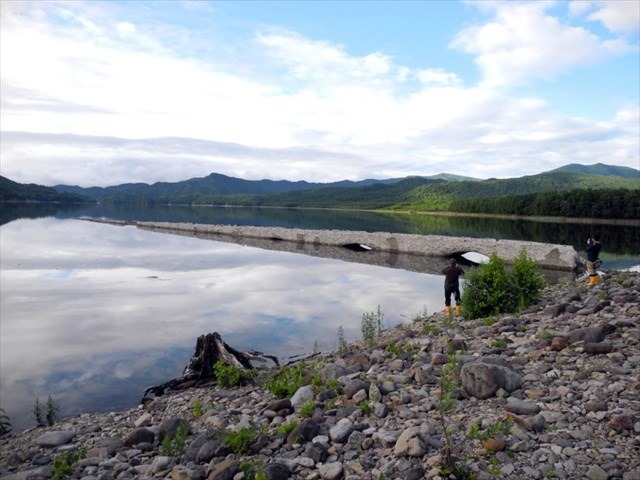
85,219,580,272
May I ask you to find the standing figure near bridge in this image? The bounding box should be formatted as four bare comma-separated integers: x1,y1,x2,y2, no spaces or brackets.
442,258,465,316
586,234,602,286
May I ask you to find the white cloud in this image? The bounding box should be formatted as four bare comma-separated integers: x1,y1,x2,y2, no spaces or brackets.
256,30,395,88
452,1,635,87
116,21,136,37
570,0,640,33
416,68,462,86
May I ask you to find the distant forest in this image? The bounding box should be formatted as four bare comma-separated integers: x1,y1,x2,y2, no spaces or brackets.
450,188,639,220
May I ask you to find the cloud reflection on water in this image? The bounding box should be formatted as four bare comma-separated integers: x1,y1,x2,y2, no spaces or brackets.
1,218,443,431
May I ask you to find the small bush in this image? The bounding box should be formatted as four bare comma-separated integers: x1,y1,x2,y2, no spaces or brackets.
213,361,255,388
385,340,402,356
240,459,268,480
52,447,87,480
467,417,513,442
462,250,545,320
45,396,59,426
490,339,507,349
423,324,440,336
266,363,306,399
223,427,257,454
337,325,347,354
33,395,59,427
361,305,384,346
539,330,554,340
192,399,204,419
276,421,298,435
160,419,189,457
298,400,316,418
359,399,373,416
510,249,546,309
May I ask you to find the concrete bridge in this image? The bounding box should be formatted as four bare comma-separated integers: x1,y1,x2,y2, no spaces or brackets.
86,219,581,275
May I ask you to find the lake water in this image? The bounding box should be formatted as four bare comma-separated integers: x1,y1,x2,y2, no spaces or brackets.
1,205,638,432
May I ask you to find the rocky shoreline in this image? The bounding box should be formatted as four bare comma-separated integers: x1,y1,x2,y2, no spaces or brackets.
1,270,639,480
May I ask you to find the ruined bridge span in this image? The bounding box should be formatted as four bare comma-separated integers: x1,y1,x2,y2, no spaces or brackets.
87,219,580,273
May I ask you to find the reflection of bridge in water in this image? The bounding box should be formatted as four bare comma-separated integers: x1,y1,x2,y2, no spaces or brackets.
86,219,580,279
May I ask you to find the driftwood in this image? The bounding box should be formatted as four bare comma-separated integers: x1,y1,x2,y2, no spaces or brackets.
141,332,279,400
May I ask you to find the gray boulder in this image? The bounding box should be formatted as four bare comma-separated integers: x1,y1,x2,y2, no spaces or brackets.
460,356,522,399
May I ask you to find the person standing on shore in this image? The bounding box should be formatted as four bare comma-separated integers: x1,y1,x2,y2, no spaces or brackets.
442,258,464,316
586,234,602,286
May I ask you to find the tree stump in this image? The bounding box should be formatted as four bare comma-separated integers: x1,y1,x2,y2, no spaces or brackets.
141,331,278,400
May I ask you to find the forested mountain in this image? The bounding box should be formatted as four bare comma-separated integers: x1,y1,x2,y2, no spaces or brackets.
549,163,639,178
0,176,90,203
2,164,639,219
54,173,410,201
55,182,148,199
392,172,639,212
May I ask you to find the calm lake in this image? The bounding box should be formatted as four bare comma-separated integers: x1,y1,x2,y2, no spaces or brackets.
1,204,638,432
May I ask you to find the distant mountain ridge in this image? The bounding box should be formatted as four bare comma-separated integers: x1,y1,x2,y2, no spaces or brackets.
1,163,638,220
52,172,477,200
0,176,88,203
549,163,639,178
50,164,635,200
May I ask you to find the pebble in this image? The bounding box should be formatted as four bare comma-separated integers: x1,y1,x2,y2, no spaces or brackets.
1,270,639,479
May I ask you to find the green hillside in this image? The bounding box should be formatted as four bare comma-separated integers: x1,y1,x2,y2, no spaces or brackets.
393,172,639,212
549,163,639,178
0,176,91,203
3,163,639,219
58,173,405,203
172,171,639,219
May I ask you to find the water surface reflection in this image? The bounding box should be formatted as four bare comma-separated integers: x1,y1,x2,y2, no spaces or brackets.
1,218,442,431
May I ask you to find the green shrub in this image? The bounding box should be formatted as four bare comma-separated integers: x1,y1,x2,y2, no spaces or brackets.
385,340,403,356
539,330,554,340
482,317,497,326
192,399,204,419
358,399,373,416
298,400,316,418
160,419,189,457
467,417,513,442
490,339,507,349
213,361,255,388
240,459,268,480
52,447,87,480
337,325,347,354
276,421,298,435
45,396,59,426
33,395,59,427
423,324,440,336
461,250,545,320
223,427,257,454
510,249,546,309
361,305,384,346
266,363,306,399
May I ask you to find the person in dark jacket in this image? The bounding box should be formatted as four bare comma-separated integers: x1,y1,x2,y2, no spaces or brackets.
586,234,602,285
442,258,464,316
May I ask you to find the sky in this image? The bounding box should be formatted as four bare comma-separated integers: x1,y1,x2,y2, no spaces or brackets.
1,0,639,187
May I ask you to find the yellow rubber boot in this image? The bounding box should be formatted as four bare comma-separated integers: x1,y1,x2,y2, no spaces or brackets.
455,305,462,316
445,306,452,316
